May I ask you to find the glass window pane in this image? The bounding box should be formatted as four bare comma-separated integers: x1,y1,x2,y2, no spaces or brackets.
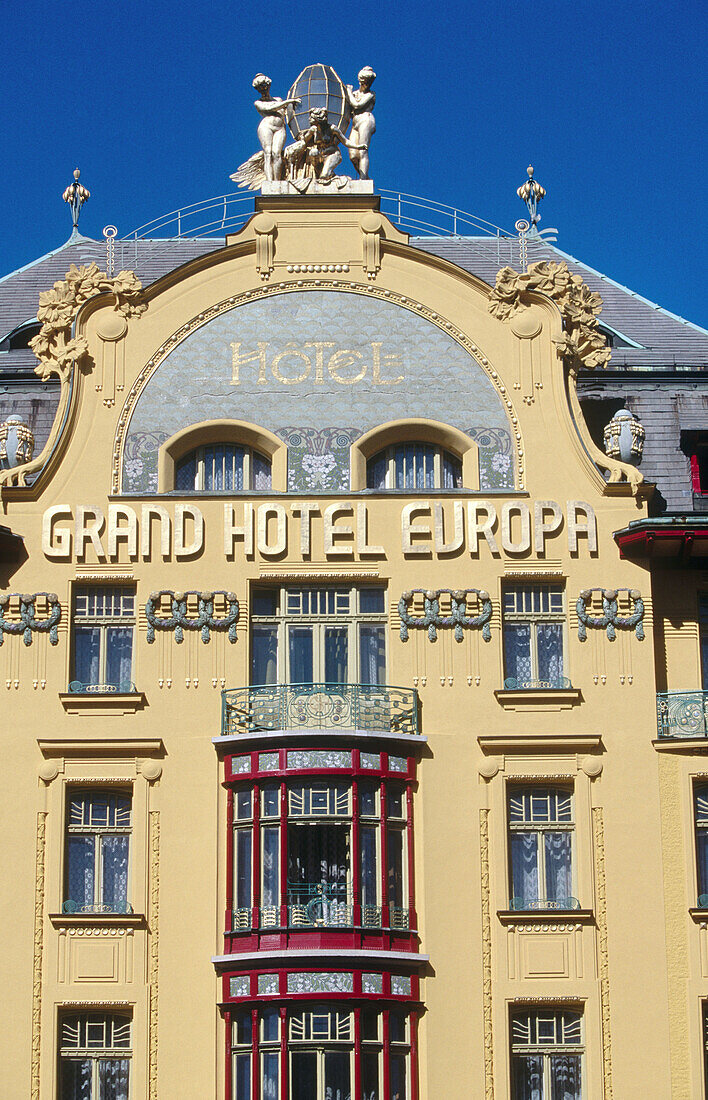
389,1011,406,1043
61,1058,92,1100
252,626,278,685
361,1008,379,1041
262,826,279,907
262,1008,279,1043
175,454,197,491
74,626,101,685
291,1051,317,1100
359,784,378,817
698,831,708,898
361,826,378,906
389,1053,407,1100
262,784,280,818
67,836,95,909
537,623,563,683
262,1051,279,1100
544,833,573,903
98,1058,130,1100
233,1053,251,1100
387,829,404,907
387,788,404,818
360,588,385,614
550,1054,581,1100
105,627,133,687
101,836,129,912
289,627,314,684
512,1054,543,1100
325,627,348,684
443,451,462,488
253,589,278,616
361,1049,380,1100
504,623,532,683
359,626,386,686
510,833,539,905
367,451,387,489
236,790,252,820
253,451,272,490
236,830,252,908
324,1050,351,1100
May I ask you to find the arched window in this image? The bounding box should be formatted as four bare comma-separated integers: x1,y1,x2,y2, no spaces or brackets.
366,442,462,490
175,443,272,491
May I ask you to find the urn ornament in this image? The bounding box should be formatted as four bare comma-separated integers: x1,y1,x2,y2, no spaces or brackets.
603,408,644,466
0,415,34,469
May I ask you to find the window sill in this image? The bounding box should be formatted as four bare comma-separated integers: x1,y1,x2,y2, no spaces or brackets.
59,692,147,715
49,912,146,928
494,688,583,710
497,909,594,925
689,908,708,924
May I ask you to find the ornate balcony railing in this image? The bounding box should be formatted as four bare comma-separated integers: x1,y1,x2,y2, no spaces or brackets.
68,680,137,694
697,895,708,909
508,897,581,912
656,690,708,738
230,901,410,932
62,900,133,914
222,683,419,737
504,677,573,691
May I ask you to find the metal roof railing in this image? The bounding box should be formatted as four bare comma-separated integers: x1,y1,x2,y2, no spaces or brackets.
120,188,516,245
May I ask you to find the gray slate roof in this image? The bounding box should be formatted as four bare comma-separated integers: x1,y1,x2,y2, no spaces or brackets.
1,228,706,369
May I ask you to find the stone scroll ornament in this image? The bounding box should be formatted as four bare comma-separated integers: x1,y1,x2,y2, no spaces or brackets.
145,591,239,644
576,588,644,641
0,593,61,646
0,263,145,489
488,260,611,372
398,589,492,643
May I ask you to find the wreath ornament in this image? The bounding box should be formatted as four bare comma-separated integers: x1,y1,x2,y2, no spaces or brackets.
146,591,240,644
0,593,61,646
576,588,644,641
398,588,493,643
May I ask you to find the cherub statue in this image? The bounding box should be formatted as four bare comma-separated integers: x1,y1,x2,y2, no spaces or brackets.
287,108,364,181
231,74,301,188
345,67,376,179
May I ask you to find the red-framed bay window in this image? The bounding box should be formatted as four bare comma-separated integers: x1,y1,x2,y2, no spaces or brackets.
221,968,421,1100
223,748,418,954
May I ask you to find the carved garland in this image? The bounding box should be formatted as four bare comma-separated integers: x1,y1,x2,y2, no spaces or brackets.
0,593,61,646
0,263,145,489
398,588,493,642
488,259,611,372
576,588,644,641
145,590,240,644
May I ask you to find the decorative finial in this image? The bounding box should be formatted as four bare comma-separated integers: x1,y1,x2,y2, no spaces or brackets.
62,168,90,233
517,165,546,230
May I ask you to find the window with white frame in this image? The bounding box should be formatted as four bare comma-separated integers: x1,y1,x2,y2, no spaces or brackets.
72,587,135,691
510,1008,582,1100
695,786,708,906
231,1007,411,1100
64,790,131,914
251,586,386,686
502,585,566,688
59,1012,131,1100
366,442,462,490
175,443,271,491
508,787,575,910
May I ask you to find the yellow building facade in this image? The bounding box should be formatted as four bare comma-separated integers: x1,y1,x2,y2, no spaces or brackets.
1,176,707,1100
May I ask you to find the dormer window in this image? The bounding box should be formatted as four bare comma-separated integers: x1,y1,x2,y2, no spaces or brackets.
175,444,272,491
366,443,462,490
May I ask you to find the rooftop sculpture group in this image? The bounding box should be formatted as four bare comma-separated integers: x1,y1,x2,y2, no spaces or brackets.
232,63,376,192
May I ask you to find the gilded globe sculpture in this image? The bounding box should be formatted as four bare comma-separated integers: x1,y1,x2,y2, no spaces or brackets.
231,62,376,190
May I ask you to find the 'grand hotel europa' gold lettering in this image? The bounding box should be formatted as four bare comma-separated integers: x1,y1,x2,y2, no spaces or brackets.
230,341,404,386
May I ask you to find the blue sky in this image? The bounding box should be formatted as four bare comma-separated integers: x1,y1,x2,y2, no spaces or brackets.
2,0,705,327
